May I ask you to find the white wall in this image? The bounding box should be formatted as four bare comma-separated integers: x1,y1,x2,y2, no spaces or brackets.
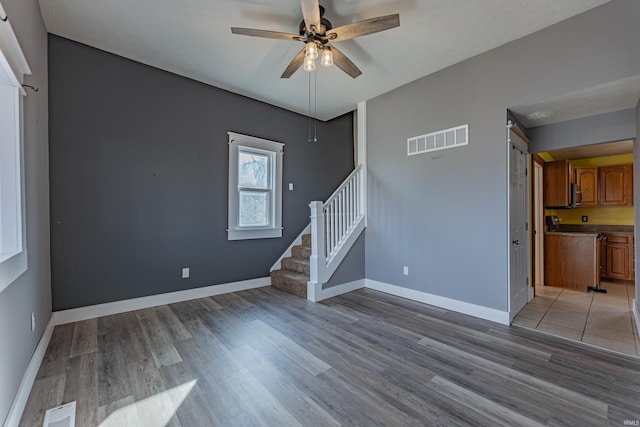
0,0,50,424
366,0,640,312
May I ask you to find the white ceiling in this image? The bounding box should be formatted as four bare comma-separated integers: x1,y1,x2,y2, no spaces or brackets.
510,75,640,128
38,0,610,121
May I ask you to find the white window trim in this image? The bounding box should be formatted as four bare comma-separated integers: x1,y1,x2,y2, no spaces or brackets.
0,1,30,293
227,132,284,241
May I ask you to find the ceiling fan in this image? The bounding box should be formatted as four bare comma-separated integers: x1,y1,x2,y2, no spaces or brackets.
231,0,400,79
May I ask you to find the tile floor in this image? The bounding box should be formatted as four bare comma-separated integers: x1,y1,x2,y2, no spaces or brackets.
512,282,639,356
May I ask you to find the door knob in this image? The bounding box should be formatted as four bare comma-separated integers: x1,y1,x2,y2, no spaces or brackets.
512,240,520,245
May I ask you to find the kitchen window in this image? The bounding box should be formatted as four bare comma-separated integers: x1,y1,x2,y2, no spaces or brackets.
227,132,283,240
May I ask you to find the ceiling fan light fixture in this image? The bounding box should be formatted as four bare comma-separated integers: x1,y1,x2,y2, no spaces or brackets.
320,47,333,67
303,56,316,72
305,41,319,60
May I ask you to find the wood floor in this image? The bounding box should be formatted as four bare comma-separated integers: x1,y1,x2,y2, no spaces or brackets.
21,287,640,426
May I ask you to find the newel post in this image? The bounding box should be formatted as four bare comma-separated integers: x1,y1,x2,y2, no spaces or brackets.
309,201,326,286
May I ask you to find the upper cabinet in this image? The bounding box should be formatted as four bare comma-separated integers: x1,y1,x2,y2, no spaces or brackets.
574,167,598,207
599,164,633,206
544,160,573,208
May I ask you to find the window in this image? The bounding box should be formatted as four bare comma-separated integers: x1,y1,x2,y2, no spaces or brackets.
227,132,283,240
0,5,30,292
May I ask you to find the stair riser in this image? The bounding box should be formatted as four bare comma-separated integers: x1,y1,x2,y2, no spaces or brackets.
282,258,310,275
301,233,312,247
292,246,312,259
271,275,307,298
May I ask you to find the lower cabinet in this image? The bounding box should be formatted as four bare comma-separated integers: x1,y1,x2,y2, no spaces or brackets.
601,233,635,281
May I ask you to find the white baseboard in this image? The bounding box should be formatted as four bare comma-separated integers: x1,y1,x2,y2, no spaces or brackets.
53,277,270,325
3,315,56,427
633,299,640,340
317,279,366,302
6,277,271,426
365,279,510,325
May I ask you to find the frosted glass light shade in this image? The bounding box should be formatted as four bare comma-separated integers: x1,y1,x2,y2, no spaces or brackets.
303,56,316,72
305,42,319,60
321,48,333,67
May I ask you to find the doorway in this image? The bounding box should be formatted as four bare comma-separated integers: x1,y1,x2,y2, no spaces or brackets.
513,140,639,356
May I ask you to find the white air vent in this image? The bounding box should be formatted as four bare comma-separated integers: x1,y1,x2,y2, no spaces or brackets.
43,401,76,427
407,124,468,156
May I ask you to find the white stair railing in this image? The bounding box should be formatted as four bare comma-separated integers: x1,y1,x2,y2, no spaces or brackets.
308,164,365,300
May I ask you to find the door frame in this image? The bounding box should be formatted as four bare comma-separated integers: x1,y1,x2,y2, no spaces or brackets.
532,154,545,297
507,121,532,321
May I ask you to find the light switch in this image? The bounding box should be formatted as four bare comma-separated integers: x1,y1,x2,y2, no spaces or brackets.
289,183,294,191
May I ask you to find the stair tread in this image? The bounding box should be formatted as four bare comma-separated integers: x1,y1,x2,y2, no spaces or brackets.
284,256,309,264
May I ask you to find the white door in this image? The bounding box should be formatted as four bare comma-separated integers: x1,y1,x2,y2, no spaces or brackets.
509,137,529,320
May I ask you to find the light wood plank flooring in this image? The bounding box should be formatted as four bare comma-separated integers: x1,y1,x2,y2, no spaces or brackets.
21,287,640,426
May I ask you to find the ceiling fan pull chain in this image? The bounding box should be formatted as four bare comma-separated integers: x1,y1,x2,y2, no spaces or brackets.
308,70,312,142
314,70,317,142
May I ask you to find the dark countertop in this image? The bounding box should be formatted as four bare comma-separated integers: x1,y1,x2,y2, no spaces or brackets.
545,231,599,237
552,224,634,234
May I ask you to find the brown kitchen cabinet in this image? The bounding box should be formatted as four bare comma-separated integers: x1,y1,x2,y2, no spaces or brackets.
574,167,598,207
544,160,574,208
601,233,635,282
599,164,633,206
545,232,600,291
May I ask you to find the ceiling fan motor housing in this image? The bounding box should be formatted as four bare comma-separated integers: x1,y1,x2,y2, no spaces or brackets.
299,5,332,40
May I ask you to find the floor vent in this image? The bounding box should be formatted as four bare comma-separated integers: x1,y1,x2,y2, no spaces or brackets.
43,401,76,427
407,124,468,156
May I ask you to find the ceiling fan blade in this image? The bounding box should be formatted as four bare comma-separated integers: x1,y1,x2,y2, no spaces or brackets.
281,48,307,78
231,27,302,41
330,46,362,79
300,0,320,33
326,14,400,42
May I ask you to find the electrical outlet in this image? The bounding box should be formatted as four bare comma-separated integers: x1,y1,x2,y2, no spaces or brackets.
403,266,409,275
31,312,35,332
582,215,588,222
182,268,190,279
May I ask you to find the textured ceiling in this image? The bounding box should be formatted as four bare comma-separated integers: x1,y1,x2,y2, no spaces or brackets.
510,75,640,128
38,0,610,120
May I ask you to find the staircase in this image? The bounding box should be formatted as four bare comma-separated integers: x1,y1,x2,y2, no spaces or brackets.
270,164,366,301
270,233,311,298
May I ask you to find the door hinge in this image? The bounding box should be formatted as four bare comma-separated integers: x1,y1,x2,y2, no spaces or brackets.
527,277,529,285
526,223,529,231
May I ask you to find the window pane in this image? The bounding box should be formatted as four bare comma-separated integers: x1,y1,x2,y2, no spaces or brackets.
239,191,269,227
239,150,269,189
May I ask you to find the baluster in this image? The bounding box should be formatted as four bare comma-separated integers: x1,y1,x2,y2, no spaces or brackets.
350,178,354,225
331,201,336,254
324,207,329,258
336,192,344,244
355,174,359,217
345,180,351,230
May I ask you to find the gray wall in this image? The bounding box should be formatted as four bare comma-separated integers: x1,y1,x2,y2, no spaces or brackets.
0,0,50,424
325,233,365,289
49,35,355,310
366,0,640,311
529,109,636,153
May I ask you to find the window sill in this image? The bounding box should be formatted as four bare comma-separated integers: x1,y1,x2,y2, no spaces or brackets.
227,227,283,241
0,249,27,293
